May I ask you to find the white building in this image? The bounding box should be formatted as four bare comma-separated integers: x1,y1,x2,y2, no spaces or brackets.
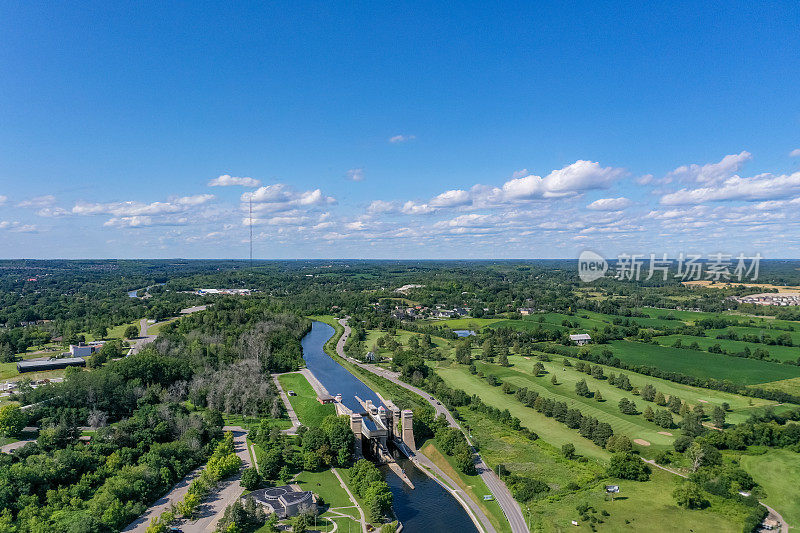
569,333,592,346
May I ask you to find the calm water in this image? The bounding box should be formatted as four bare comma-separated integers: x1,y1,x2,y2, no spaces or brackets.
301,321,478,533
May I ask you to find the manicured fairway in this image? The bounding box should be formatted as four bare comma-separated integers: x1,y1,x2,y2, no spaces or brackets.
436,365,611,460
739,449,800,528
511,355,780,425
606,340,800,385
277,372,336,427
472,360,676,451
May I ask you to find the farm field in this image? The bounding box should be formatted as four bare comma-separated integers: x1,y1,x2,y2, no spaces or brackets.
488,318,567,334
738,449,800,528
604,340,800,385
655,334,800,362
704,325,800,346
420,317,504,330
277,372,336,427
579,310,681,330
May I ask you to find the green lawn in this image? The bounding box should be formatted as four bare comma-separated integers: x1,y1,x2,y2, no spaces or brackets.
605,340,800,385
420,317,505,330
508,354,780,426
738,449,800,528
294,468,354,510
436,365,611,460
457,404,751,533
655,334,800,362
222,413,291,432
525,467,751,533
106,319,141,340
470,359,676,453
419,441,511,533
277,372,335,427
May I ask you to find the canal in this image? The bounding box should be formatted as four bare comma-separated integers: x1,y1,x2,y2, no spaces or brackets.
301,321,478,533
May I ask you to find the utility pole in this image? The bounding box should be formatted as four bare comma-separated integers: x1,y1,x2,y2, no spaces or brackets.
249,195,253,268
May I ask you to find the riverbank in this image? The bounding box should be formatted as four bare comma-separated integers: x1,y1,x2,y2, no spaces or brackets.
309,316,511,533
301,319,481,533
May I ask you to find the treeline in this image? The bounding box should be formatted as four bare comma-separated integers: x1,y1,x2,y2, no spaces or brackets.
0,401,221,532
534,342,800,404
348,459,393,523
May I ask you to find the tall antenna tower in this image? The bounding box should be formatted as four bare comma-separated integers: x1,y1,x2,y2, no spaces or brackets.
249,195,253,268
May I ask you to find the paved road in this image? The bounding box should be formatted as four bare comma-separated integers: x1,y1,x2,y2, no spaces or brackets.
643,459,789,533
336,318,527,533
124,426,250,533
128,306,209,356
127,318,157,355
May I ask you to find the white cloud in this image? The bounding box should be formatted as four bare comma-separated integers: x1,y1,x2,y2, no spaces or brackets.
660,172,800,205
346,168,365,182
0,195,7,206
401,201,435,215
666,151,751,185
243,184,335,213
790,149,800,157
544,160,626,192
587,197,632,210
18,195,56,208
430,189,470,208
208,174,261,187
74,194,215,216
103,216,189,228
36,207,70,217
366,200,396,215
0,221,38,233
389,134,416,143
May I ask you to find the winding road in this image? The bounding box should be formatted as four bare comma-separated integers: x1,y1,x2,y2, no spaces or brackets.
335,317,528,533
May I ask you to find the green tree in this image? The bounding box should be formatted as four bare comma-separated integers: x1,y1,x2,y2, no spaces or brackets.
711,406,726,428
673,482,707,509
241,467,262,490
574,379,590,397
0,404,25,437
607,452,651,481
124,324,140,339
562,442,576,459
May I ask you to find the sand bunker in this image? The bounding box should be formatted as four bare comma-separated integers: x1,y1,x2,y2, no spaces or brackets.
633,439,651,446
658,431,673,436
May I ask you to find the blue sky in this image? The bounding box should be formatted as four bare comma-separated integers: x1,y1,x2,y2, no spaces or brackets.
1,1,799,259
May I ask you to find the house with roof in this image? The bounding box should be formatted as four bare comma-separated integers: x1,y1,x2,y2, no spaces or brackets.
569,333,592,346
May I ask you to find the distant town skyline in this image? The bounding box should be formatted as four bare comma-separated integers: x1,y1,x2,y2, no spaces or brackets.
1,2,799,259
